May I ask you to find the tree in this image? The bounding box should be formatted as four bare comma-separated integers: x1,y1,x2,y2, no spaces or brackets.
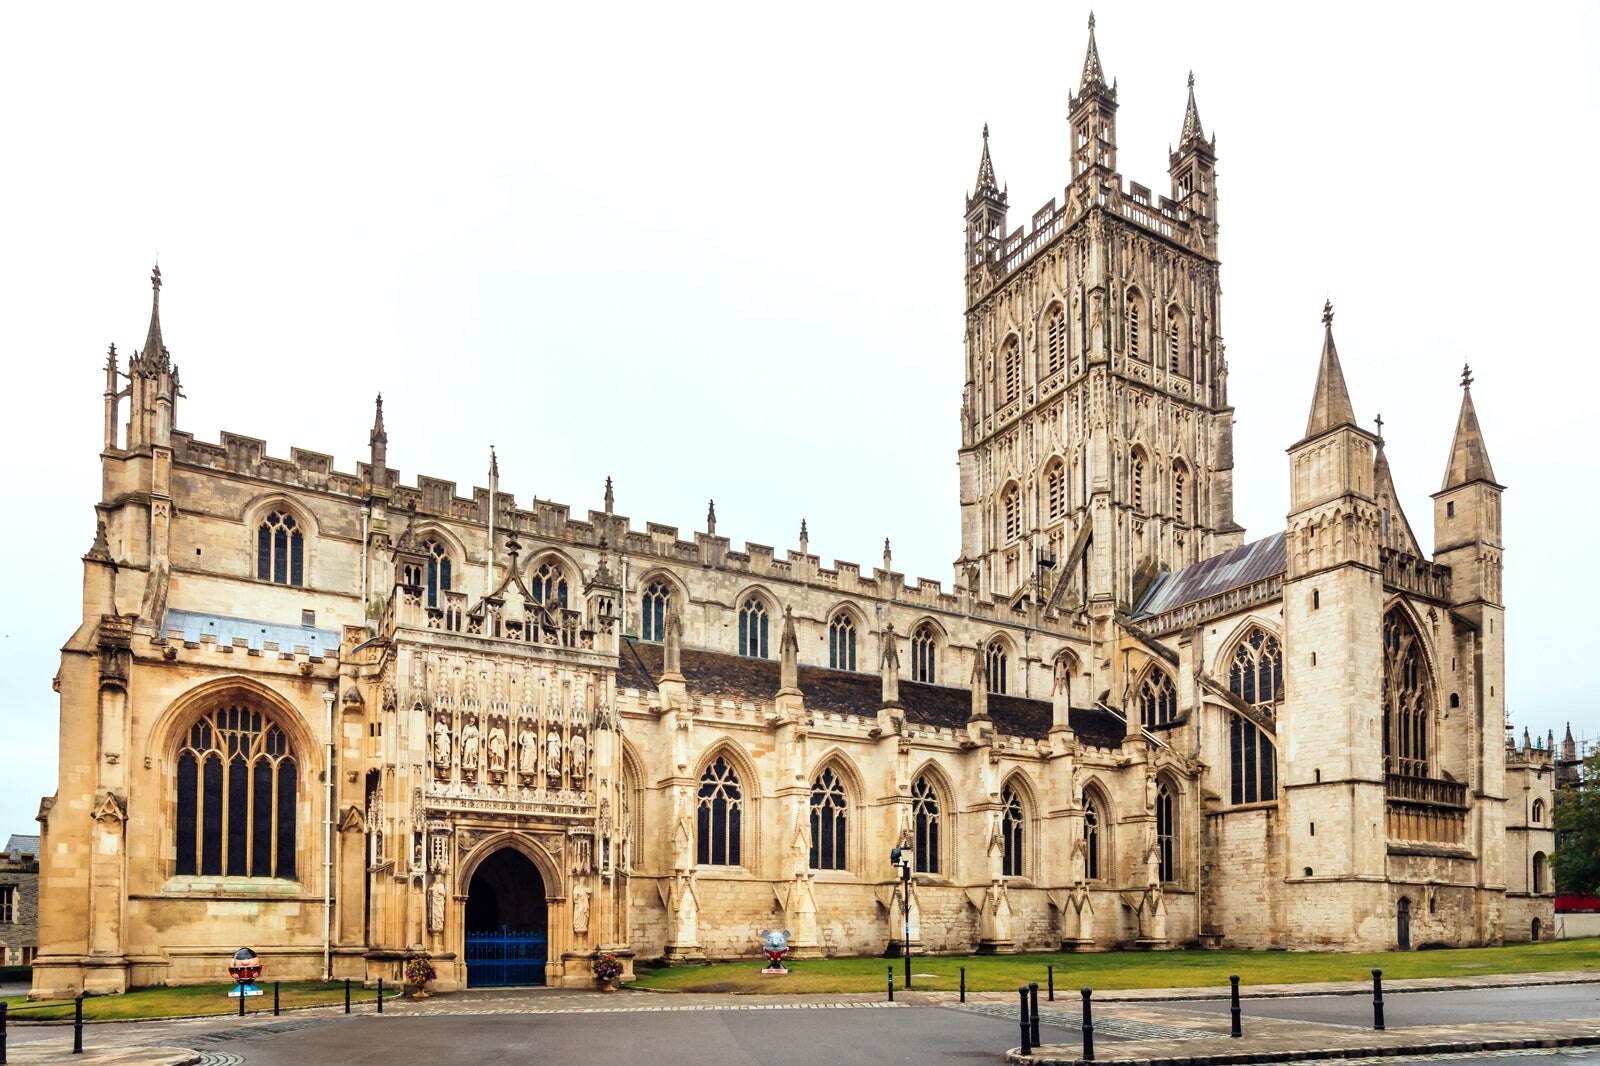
1553,751,1600,896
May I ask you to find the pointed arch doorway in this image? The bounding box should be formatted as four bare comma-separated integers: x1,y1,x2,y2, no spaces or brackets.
464,847,548,986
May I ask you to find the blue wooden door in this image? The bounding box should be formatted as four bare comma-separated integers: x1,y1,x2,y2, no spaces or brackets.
465,927,547,986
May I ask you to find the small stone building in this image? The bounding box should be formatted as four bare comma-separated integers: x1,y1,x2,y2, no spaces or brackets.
2,834,40,968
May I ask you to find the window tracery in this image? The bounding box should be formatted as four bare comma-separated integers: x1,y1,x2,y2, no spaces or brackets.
911,624,937,684
1001,785,1025,877
1139,669,1177,727
828,612,857,671
809,767,848,871
912,776,940,875
175,703,298,879
1083,796,1102,880
1382,607,1433,778
696,756,742,867
530,560,569,608
256,510,304,586
1046,460,1066,521
640,580,670,642
986,640,1008,696
1156,783,1176,882
738,597,769,658
1044,304,1066,377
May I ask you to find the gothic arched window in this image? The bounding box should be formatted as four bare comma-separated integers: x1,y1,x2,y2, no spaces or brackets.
1229,713,1278,805
421,539,452,608
1001,785,1025,877
1130,449,1147,514
1173,461,1189,524
1167,308,1184,374
1532,798,1545,824
1044,304,1066,377
986,640,1008,696
1045,459,1067,522
256,510,304,586
176,703,298,879
1139,669,1177,727
1002,483,1022,542
738,597,769,658
530,560,569,608
809,767,848,871
1127,288,1144,360
1382,607,1433,778
1002,337,1021,404
1229,627,1283,710
912,776,940,875
1156,784,1176,882
696,756,742,867
1083,796,1102,880
911,624,938,684
640,580,670,642
828,612,857,671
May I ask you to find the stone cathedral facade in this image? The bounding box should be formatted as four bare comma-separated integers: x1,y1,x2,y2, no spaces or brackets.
32,22,1553,996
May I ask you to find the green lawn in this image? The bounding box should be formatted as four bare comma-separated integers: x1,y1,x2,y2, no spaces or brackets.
629,937,1600,995
2,980,398,1021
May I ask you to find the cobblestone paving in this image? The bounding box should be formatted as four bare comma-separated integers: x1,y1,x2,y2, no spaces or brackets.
950,1000,1214,1040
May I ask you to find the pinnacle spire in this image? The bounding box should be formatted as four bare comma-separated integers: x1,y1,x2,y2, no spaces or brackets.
973,123,1002,200
1440,364,1498,490
1303,300,1359,439
142,263,168,368
1179,70,1205,145
370,394,387,446
604,475,614,513
489,446,499,480
706,499,717,535
1080,12,1107,92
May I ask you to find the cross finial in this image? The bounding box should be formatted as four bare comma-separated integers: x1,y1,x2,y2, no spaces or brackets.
982,122,989,141
1322,299,1334,327
151,263,162,293
1088,11,1095,31
1374,412,1384,437
1460,362,1474,390
1188,70,1194,89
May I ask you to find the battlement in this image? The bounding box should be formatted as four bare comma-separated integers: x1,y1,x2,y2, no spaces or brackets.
162,423,1086,632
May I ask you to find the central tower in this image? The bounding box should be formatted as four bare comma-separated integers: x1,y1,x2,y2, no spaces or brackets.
957,16,1241,610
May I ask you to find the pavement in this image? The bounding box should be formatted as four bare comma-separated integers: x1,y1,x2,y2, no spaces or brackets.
0,970,1595,1066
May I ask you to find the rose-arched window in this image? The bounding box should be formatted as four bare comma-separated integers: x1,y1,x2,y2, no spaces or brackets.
530,560,569,608
912,776,941,875
176,703,298,879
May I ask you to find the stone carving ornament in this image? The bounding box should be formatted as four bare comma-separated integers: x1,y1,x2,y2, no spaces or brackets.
546,731,562,780
428,879,446,932
461,720,481,773
488,726,507,773
518,726,538,774
433,717,451,771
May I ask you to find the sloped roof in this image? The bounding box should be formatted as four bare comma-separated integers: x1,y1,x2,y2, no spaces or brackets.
5,834,39,861
1135,533,1287,618
163,609,340,655
618,638,1113,744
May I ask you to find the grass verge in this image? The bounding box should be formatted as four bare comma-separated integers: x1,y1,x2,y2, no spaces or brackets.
628,937,1600,995
2,980,398,1021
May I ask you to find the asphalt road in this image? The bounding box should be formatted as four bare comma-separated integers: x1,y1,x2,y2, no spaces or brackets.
1167,984,1600,1029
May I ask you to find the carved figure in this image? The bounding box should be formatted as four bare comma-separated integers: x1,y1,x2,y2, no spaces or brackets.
546,731,563,779
428,879,446,932
572,879,590,934
433,717,451,770
487,726,507,773
518,727,538,774
460,720,481,773
570,733,587,779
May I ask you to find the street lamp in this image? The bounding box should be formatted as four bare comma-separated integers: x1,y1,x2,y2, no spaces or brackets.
889,845,912,990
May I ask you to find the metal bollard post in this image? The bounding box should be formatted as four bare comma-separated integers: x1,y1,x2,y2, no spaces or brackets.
73,994,84,1055
1371,968,1385,1031
959,967,966,1003
1048,964,1055,1001
887,967,894,1003
2,999,9,1066
1229,974,1241,1038
344,978,351,1014
238,986,245,1017
377,978,384,1014
1017,986,1032,1056
273,982,280,1017
1080,987,1095,1062
1029,982,1041,1047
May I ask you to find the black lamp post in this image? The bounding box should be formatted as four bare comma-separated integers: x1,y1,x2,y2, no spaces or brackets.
889,846,912,990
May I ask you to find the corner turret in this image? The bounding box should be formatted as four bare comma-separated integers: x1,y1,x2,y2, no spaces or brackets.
965,124,1009,274
1168,72,1217,243
1068,13,1118,182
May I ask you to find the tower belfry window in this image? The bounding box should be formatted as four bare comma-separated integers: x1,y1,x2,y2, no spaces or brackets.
257,511,304,586
1045,305,1066,376
1003,484,1022,542
1046,460,1066,521
738,598,770,659
1002,338,1021,404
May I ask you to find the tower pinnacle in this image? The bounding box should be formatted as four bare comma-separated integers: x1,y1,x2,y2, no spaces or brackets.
1441,365,1498,490
1180,71,1205,146
142,263,168,369
1080,12,1107,92
1303,301,1358,439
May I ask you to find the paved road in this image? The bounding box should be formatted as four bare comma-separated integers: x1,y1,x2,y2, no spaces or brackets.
1166,984,1600,1029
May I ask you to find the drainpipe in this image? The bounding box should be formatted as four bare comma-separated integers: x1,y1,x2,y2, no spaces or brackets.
360,505,370,620
323,686,337,981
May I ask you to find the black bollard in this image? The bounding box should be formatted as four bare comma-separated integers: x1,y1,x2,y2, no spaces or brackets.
344,978,351,1014
1018,986,1032,1056
959,967,966,1003
73,994,84,1055
1048,964,1055,1001
377,978,384,1014
1229,974,1241,1038
1029,982,1041,1047
2,999,9,1066
273,982,280,1017
1080,987,1095,1062
238,986,245,1017
1371,968,1385,1031
887,967,894,1003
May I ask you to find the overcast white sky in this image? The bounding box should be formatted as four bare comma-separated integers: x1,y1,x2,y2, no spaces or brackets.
1,2,1595,834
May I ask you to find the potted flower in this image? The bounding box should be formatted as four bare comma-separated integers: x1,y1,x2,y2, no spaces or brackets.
404,954,438,999
592,952,623,991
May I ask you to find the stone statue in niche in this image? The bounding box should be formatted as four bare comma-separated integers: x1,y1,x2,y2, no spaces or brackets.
428,879,447,932
545,731,563,780
518,724,538,775
460,719,481,774
432,717,452,773
487,725,507,773
572,878,590,934
570,734,587,780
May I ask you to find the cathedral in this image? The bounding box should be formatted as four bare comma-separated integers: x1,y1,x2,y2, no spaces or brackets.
31,20,1554,996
